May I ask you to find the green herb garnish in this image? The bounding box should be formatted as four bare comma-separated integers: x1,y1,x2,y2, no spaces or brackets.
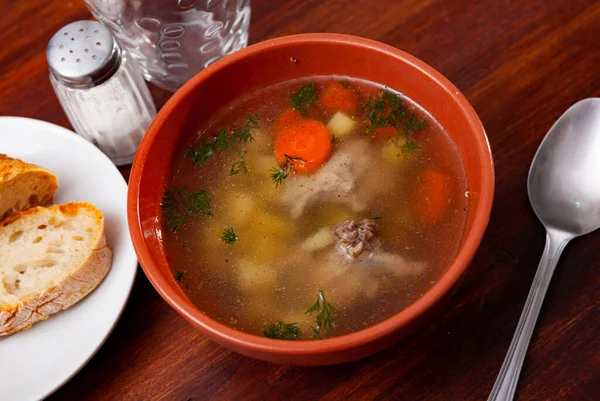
263,321,301,340
213,128,229,149
362,90,427,136
174,271,185,282
270,167,288,188
186,141,216,166
362,95,388,134
187,191,212,215
369,215,381,220
305,289,335,339
187,115,258,168
221,227,238,244
339,79,350,88
394,137,420,154
402,113,427,134
290,83,317,116
270,154,305,187
161,187,213,232
402,138,420,153
262,290,335,340
232,114,258,143
331,134,337,144
229,149,248,176
229,159,247,175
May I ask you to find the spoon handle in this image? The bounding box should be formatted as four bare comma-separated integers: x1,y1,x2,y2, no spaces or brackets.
488,229,572,401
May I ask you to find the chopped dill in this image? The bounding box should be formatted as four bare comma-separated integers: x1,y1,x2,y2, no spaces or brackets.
229,149,248,176
402,113,427,134
362,90,427,136
232,114,258,143
213,128,229,149
305,289,335,339
362,95,388,134
311,327,322,340
262,290,335,340
331,134,337,144
187,114,258,169
165,214,186,233
398,138,420,154
290,83,317,116
270,167,288,188
369,215,381,220
161,187,213,232
263,321,301,340
339,79,350,88
221,227,238,244
186,141,215,166
187,191,212,214
229,159,248,175
174,271,185,282
270,154,306,187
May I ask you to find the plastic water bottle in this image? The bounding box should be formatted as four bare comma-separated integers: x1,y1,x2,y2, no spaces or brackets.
84,0,251,92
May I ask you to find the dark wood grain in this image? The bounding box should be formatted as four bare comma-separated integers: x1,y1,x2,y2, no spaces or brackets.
1,0,599,400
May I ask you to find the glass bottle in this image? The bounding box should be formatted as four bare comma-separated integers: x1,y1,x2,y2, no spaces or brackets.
84,0,252,92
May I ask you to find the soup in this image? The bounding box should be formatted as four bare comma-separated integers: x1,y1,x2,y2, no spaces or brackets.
161,76,468,340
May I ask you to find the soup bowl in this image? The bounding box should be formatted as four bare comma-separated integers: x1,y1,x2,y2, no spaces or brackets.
128,34,494,365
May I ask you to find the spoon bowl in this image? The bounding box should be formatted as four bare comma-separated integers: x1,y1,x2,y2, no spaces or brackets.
529,98,600,235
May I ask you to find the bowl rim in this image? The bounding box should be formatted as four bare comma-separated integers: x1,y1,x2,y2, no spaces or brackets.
128,33,494,356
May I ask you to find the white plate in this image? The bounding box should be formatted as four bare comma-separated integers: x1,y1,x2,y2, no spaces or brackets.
0,117,137,401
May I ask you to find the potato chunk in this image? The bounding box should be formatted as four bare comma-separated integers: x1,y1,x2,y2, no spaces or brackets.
381,139,406,165
226,191,256,225
327,112,356,139
237,259,277,292
236,212,293,263
301,227,334,252
248,153,277,175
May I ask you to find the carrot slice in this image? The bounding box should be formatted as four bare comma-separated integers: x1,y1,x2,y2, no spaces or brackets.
318,82,358,115
274,119,333,174
276,108,303,131
414,169,452,223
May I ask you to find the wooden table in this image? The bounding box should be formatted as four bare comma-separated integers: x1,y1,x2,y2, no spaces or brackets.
1,1,599,400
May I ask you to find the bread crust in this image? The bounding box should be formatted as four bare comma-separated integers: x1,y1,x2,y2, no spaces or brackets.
0,202,113,335
0,154,58,220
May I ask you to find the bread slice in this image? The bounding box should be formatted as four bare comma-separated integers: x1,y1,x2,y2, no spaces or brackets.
0,154,58,221
0,202,112,335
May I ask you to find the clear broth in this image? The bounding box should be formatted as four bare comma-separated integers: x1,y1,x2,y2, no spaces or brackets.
162,76,469,339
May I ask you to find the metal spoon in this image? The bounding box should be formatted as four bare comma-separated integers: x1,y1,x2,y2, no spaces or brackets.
488,98,600,401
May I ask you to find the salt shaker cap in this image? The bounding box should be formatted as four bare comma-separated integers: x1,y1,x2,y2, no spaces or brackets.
47,20,121,89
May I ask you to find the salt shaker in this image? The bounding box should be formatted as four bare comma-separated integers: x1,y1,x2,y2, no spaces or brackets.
47,20,156,166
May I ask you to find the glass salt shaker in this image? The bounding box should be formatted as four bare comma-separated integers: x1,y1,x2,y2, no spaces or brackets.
47,20,156,166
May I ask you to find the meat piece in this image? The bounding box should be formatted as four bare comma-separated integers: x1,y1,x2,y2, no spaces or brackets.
314,250,379,306
280,139,376,218
353,251,425,277
333,219,381,258
329,219,424,277
314,247,425,307
299,217,425,307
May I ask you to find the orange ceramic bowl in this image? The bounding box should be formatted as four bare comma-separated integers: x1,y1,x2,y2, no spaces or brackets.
128,34,494,365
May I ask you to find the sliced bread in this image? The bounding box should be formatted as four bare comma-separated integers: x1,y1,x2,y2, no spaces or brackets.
0,202,112,335
0,154,58,221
